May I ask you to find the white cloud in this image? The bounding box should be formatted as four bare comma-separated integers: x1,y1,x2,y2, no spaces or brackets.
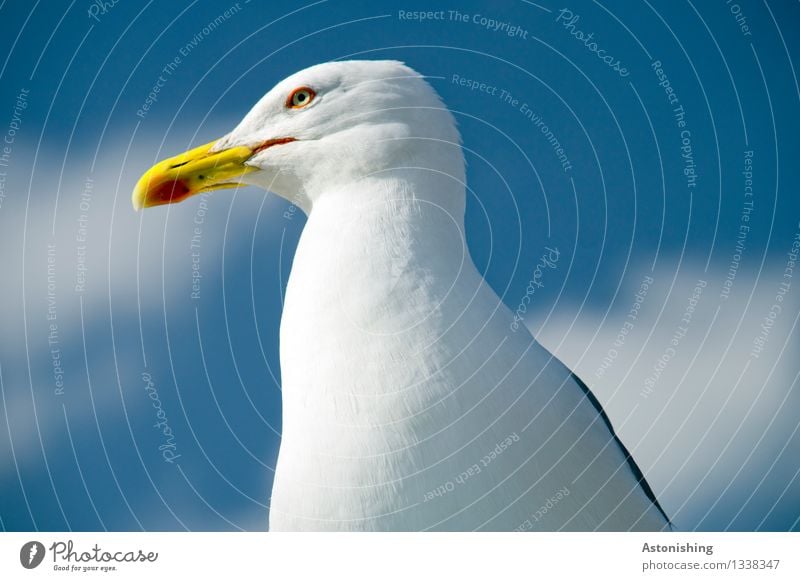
0,129,289,489
532,260,800,530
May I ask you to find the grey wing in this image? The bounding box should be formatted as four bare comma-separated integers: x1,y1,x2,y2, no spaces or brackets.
570,371,672,527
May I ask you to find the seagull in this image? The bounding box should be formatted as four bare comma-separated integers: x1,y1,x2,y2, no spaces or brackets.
133,60,671,531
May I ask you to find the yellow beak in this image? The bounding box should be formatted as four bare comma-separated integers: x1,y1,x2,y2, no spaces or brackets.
132,140,258,210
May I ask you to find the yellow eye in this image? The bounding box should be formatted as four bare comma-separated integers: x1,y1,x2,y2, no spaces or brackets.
287,87,315,109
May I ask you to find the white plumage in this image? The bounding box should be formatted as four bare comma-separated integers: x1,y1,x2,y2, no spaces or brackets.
137,60,670,531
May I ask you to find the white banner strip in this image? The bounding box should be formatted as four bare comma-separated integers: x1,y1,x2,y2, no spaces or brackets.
1,532,798,580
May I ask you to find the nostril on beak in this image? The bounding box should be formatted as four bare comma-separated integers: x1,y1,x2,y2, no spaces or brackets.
170,161,189,169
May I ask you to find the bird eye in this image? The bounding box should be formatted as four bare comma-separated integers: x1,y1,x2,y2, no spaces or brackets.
287,87,315,109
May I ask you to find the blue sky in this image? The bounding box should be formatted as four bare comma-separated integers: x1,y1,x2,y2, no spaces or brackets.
0,0,798,531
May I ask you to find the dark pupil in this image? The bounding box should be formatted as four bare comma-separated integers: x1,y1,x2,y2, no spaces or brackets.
296,92,306,102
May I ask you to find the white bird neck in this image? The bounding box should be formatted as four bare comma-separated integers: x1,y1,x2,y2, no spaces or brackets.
298,170,471,292
278,171,488,425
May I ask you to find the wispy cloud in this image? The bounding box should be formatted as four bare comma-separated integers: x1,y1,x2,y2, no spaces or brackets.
532,261,800,531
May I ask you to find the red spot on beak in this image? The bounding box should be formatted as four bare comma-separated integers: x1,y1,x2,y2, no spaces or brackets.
151,179,192,206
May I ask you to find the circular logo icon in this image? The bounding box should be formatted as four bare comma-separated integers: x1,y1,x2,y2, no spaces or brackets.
19,541,46,569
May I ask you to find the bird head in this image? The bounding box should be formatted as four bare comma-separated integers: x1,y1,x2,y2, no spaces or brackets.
132,60,464,213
